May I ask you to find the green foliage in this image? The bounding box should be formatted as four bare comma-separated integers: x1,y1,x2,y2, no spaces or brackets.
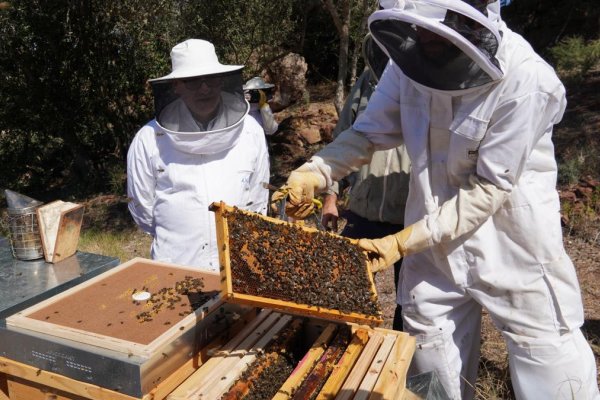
0,1,308,198
79,228,151,262
502,0,599,56
0,1,175,197
549,37,600,82
558,152,588,186
177,0,299,78
107,163,127,196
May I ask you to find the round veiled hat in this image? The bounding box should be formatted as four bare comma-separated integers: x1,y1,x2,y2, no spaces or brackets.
149,39,243,82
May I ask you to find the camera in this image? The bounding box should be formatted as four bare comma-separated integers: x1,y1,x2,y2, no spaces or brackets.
245,88,274,104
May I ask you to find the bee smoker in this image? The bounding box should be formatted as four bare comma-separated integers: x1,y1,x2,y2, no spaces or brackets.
4,189,45,260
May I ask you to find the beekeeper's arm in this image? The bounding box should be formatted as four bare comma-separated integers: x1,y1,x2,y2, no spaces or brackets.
272,64,404,219
360,175,509,271
258,90,279,135
322,69,373,230
362,76,567,271
127,126,157,236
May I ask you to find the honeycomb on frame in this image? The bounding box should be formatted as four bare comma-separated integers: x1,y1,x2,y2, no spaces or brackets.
210,202,383,326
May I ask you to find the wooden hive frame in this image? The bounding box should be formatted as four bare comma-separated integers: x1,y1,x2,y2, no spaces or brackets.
170,312,416,400
167,310,294,400
273,322,339,399
290,325,415,400
210,201,383,326
350,325,416,400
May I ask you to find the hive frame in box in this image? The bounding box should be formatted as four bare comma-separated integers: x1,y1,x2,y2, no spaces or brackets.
169,311,416,400
350,325,416,400
2,257,253,397
276,324,415,400
211,201,383,326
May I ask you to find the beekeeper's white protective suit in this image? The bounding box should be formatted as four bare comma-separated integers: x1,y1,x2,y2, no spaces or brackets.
244,76,279,135
272,1,600,399
128,39,269,271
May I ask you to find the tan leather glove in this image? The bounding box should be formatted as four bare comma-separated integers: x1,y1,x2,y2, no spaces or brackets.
271,164,326,220
358,220,432,273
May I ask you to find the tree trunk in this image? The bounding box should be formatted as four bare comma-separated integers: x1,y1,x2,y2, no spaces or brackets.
349,0,371,86
349,41,359,87
323,0,352,116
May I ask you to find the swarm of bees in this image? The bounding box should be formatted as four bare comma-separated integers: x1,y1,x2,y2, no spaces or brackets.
225,209,381,317
134,276,208,323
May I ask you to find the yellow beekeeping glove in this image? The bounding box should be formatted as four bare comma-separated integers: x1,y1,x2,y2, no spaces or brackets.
358,220,432,273
258,89,268,109
271,164,326,220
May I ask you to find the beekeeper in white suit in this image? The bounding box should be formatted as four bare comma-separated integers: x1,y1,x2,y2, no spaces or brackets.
127,39,269,271
272,1,600,398
243,76,279,135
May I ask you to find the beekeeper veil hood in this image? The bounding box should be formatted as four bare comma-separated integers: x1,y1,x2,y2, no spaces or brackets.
148,39,249,154
369,0,503,92
362,33,390,82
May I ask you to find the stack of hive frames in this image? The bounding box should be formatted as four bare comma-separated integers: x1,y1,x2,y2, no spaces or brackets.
210,202,383,326
276,324,415,400
167,309,307,399
167,309,416,400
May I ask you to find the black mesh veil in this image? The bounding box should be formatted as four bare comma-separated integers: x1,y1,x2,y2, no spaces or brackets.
369,1,501,91
362,33,390,82
151,70,247,133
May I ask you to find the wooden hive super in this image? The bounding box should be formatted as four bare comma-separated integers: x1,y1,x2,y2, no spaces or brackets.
210,202,383,326
168,310,416,400
2,258,254,398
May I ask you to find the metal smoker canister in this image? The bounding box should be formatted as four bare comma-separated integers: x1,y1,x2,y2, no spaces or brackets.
5,189,44,260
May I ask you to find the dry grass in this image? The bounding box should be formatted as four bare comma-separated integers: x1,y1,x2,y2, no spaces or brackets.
78,228,151,262
76,194,152,262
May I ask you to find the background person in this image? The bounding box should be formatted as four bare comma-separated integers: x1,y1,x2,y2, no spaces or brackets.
272,1,600,398
127,39,269,271
243,76,279,136
321,33,410,331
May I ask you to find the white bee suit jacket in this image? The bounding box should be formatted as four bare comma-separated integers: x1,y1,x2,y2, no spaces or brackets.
307,1,599,399
127,115,269,272
248,103,279,135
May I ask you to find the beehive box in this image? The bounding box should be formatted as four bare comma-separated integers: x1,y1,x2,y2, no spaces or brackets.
210,202,383,326
3,258,253,397
168,310,415,400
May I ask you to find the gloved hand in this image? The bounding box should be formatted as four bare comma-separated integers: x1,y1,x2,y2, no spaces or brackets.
271,164,326,220
258,89,268,109
358,220,432,273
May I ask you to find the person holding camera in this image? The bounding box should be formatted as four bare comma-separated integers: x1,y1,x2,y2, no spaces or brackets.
243,76,279,136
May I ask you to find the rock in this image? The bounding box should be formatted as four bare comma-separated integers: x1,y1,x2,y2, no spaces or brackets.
298,127,321,144
265,53,308,111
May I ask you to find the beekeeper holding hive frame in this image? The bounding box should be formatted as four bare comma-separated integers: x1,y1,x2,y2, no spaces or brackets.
272,0,600,398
